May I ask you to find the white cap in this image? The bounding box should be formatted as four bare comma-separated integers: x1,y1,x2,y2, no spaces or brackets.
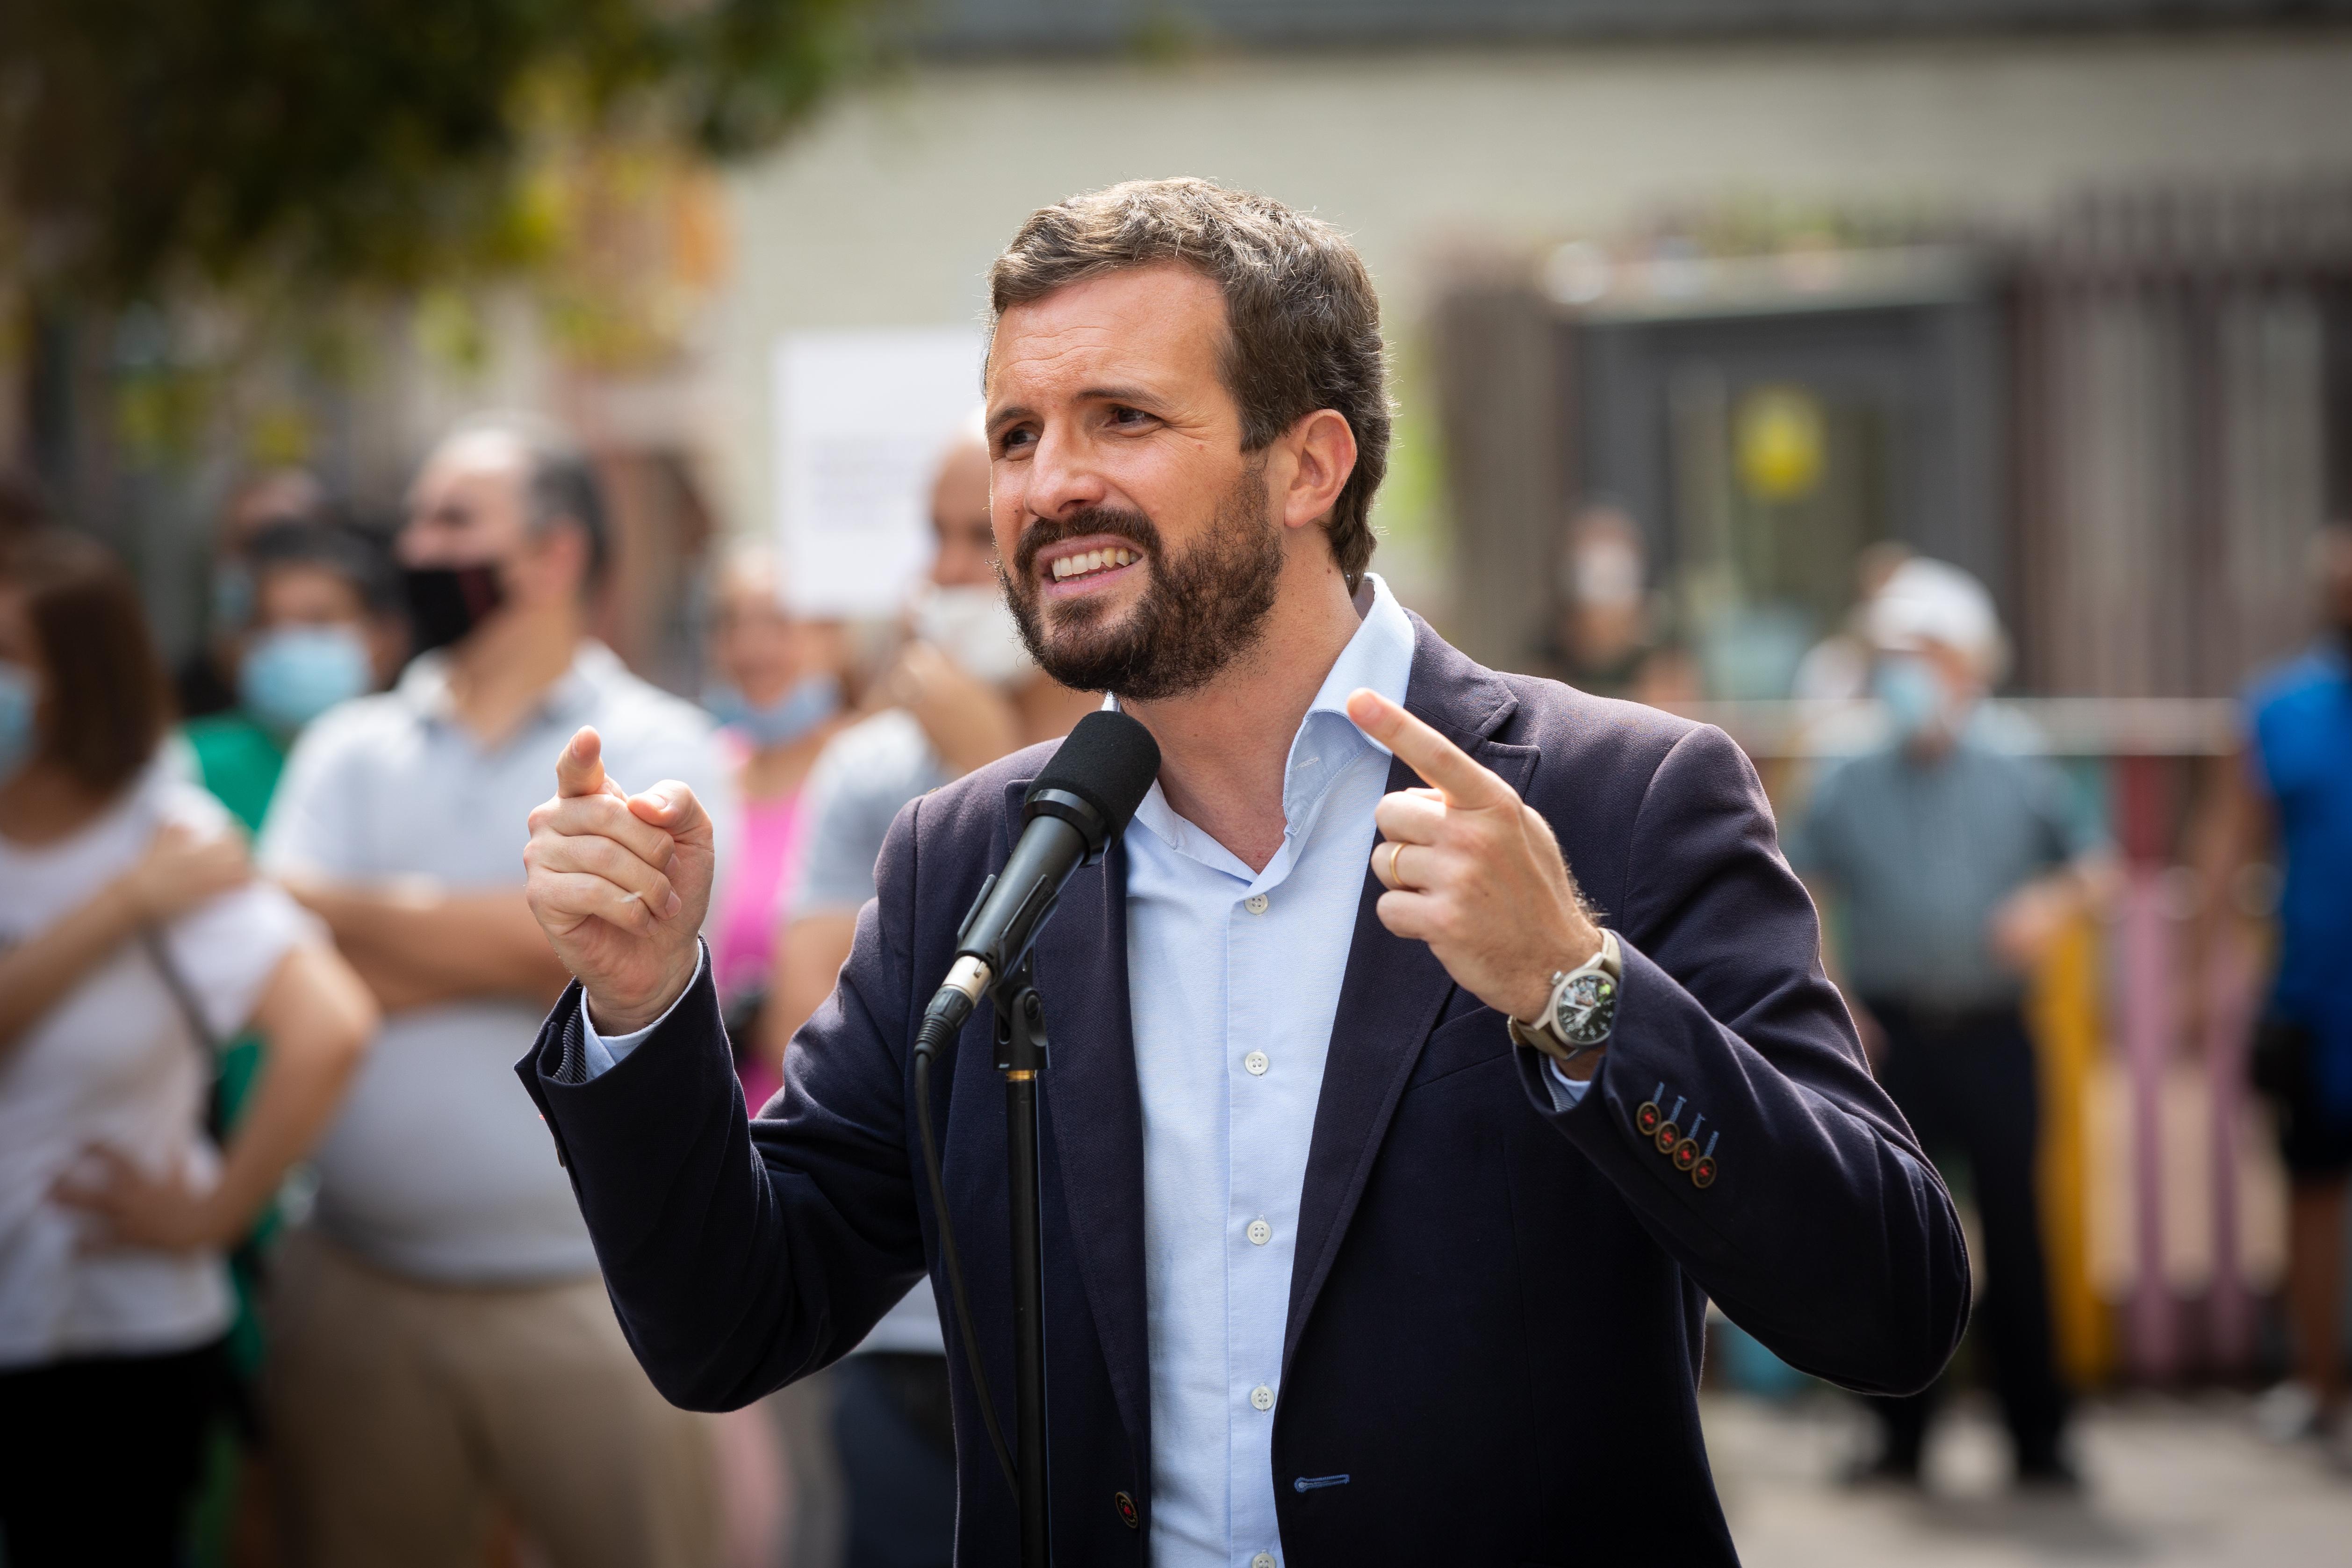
1866,557,2008,682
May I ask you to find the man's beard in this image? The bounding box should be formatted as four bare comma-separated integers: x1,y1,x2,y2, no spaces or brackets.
1000,464,1285,702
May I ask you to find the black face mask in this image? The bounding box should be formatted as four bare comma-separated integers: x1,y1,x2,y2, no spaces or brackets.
402,564,507,655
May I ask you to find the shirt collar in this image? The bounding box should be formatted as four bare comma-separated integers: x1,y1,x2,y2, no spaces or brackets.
1125,572,1416,870
394,639,620,735
1302,571,1416,753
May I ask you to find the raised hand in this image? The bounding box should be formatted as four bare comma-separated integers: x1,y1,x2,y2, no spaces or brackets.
524,726,713,1033
1346,689,1602,1031
881,639,1021,777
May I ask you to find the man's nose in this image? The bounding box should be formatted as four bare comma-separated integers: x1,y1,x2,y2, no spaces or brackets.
1021,423,1111,522
396,521,455,568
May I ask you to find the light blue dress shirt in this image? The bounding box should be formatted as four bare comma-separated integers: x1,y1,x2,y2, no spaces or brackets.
581,575,1587,1567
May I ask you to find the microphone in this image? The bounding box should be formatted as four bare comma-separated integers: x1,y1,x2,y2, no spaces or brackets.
913,711,1161,1060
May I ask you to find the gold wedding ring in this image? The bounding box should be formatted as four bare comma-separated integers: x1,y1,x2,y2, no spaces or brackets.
1388,840,1409,890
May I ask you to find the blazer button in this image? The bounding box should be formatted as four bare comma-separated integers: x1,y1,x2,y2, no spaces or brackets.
1653,1121,1680,1153
1114,1491,1139,1530
1671,1137,1700,1172
1691,1153,1719,1188
1635,1100,1663,1136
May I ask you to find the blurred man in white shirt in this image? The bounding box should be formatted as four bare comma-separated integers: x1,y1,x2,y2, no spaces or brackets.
261,415,733,1568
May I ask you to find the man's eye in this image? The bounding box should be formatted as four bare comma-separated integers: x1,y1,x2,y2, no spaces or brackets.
1109,406,1152,427
998,429,1035,454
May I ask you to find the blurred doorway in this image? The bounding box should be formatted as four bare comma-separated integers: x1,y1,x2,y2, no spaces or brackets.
1666,372,1892,697
1571,253,2004,699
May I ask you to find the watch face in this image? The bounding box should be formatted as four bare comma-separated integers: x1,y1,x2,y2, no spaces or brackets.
1553,971,1618,1047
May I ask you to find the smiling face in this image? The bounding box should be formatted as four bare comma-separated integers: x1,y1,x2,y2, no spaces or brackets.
986,264,1288,700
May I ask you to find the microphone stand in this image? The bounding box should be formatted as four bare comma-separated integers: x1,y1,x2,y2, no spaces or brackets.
992,961,1051,1568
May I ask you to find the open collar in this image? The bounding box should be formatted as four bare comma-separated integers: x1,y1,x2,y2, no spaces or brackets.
1006,606,1531,1448
1124,573,1416,881
393,639,618,740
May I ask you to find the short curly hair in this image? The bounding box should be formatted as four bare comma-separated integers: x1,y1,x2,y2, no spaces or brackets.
988,178,1391,589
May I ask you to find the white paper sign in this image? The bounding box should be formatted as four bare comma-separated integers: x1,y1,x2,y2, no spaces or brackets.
771,328,984,619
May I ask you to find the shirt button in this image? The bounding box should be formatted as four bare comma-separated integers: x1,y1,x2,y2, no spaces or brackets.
1244,1050,1269,1076
1254,1555,1277,1568
1250,1384,1275,1411
1247,1219,1272,1246
1244,893,1270,915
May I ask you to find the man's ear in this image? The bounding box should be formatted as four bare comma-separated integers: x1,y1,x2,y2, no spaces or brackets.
367,613,408,686
528,517,597,604
1276,409,1358,535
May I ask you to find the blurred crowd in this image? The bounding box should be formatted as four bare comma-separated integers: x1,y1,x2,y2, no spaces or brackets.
0,410,1092,1568
1,403,2348,1567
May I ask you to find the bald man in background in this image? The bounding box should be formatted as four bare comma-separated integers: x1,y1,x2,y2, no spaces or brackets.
768,420,1094,1568
767,421,1097,1048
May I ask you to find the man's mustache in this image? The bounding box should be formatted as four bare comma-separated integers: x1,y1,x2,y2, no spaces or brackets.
1012,507,1162,581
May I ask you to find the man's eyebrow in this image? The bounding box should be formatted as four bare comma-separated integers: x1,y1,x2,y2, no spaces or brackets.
988,386,1167,433
1077,385,1163,409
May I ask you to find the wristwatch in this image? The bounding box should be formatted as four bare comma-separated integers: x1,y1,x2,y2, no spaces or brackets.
1507,929,1622,1067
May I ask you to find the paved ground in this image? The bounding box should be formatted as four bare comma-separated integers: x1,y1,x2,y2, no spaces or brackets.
1702,1391,2352,1566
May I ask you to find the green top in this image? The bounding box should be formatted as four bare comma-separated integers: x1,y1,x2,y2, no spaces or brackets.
181,711,288,834
180,709,296,1388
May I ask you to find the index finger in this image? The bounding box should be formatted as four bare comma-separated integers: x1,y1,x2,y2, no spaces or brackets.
1344,689,1510,808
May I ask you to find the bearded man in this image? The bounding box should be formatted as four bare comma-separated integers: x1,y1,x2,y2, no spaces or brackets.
515,179,1968,1568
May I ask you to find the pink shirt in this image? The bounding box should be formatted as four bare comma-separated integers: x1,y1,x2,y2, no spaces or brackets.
713,744,812,1110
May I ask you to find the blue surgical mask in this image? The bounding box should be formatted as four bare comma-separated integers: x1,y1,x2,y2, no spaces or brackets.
0,660,36,785
704,673,841,750
1873,653,1945,740
239,625,372,735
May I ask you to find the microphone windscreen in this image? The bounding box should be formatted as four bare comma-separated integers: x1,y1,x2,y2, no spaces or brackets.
1025,710,1161,842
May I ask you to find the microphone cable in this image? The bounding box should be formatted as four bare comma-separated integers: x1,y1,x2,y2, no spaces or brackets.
913,1033,1019,1496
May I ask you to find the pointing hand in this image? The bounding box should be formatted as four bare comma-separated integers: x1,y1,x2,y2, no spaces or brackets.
524,726,713,1034
1346,690,1603,1058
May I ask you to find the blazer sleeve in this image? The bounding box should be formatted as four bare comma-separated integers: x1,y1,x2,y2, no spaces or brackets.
514,797,932,1412
1519,723,1971,1396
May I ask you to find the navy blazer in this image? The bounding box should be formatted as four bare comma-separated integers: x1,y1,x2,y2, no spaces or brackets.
518,616,1968,1567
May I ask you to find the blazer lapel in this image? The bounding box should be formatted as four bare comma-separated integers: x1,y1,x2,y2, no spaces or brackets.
1004,779,1152,1469
1282,618,1536,1374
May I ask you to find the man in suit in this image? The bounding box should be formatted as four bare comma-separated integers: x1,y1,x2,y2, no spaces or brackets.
515,178,1969,1567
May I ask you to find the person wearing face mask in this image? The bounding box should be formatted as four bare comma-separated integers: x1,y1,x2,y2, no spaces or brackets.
173,522,408,1548
182,522,405,835
698,546,850,1111
693,547,853,1568
1787,556,2113,1492
759,419,1095,1568
0,532,376,1565
175,468,336,723
254,414,734,1568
